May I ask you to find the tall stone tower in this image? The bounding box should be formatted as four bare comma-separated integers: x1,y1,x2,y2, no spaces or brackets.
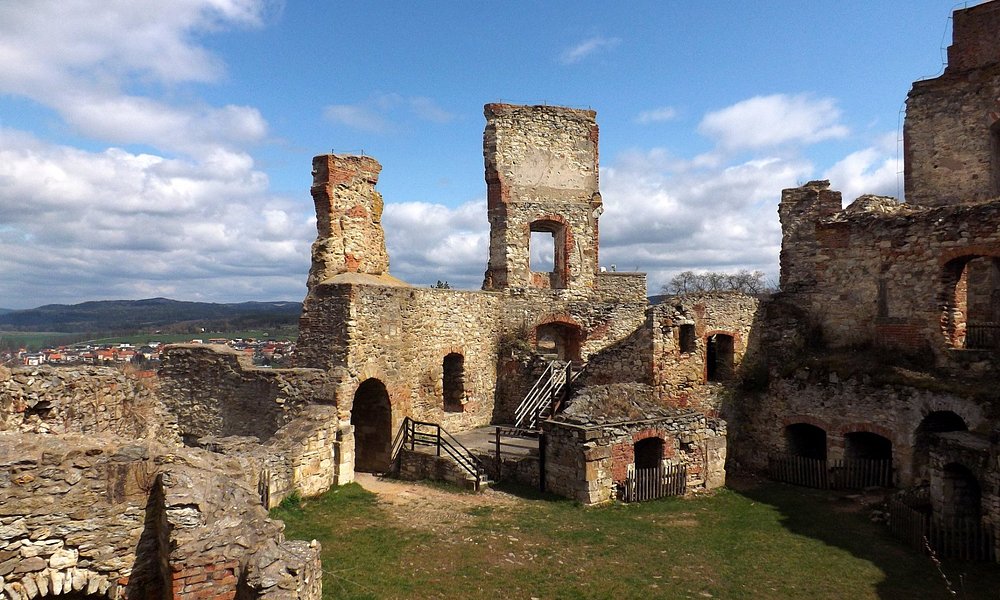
481,104,604,291
904,0,1000,206
306,154,389,290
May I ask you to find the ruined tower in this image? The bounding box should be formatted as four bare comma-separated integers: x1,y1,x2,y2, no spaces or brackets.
904,0,1000,206
306,154,389,290
481,104,604,291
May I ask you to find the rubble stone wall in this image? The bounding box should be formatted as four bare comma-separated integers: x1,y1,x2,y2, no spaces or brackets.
905,0,1000,207
735,375,988,486
0,365,177,442
544,413,726,505
158,345,330,443
779,181,1000,354
0,434,321,599
482,104,603,291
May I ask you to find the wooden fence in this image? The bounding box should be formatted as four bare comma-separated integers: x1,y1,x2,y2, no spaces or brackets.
619,463,687,503
768,454,893,489
888,498,996,562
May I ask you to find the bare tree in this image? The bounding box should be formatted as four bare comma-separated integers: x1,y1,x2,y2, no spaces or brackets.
663,269,769,296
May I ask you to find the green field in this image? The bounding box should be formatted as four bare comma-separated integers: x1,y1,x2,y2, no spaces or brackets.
271,479,999,600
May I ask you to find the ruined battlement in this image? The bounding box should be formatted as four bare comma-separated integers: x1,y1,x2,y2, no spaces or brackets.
947,0,1000,74
905,1,1000,207
483,103,603,291
307,154,389,288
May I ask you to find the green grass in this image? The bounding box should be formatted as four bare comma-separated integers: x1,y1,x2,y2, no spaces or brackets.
271,480,1000,600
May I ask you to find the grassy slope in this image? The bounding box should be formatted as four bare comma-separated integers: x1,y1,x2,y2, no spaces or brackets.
272,482,998,600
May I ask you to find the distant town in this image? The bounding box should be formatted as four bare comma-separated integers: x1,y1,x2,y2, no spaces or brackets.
5,337,296,369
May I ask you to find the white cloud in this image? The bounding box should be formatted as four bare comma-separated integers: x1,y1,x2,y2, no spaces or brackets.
635,107,678,124
323,94,455,133
698,93,849,151
823,132,902,203
0,129,313,308
559,36,621,65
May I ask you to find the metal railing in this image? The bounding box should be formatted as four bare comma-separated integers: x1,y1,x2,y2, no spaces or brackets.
514,360,585,429
399,417,490,490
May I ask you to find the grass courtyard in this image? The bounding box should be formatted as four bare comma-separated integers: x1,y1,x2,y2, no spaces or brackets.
271,477,999,599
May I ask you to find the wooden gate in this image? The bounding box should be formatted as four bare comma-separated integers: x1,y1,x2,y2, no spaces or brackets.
619,464,687,503
768,453,893,489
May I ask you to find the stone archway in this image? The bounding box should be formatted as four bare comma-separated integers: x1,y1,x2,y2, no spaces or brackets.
939,462,982,523
913,411,968,484
785,423,827,460
351,378,392,473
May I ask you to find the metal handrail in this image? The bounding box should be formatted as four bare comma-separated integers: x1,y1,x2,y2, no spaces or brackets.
400,418,488,487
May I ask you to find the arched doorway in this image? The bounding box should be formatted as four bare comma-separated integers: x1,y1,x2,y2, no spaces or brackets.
351,378,392,473
534,322,583,362
844,431,892,461
634,437,664,469
913,411,968,484
706,333,735,381
940,463,982,523
785,423,827,460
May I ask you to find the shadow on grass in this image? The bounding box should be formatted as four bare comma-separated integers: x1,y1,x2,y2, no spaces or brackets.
733,477,999,600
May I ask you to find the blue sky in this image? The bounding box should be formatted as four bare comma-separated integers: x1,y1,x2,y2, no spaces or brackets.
0,0,966,309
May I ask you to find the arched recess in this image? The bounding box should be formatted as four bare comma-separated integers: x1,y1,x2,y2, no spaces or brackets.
912,411,968,484
443,352,465,412
529,218,568,288
942,254,1000,349
844,431,893,461
940,462,982,523
534,321,583,362
351,378,392,473
706,333,735,381
785,423,827,460
634,437,665,469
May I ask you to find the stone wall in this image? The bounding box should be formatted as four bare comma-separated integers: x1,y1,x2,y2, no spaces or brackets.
650,293,760,414
482,104,603,291
905,1,1000,207
543,384,726,505
158,345,330,444
778,181,1000,357
307,154,389,288
735,373,989,486
0,365,177,442
0,433,321,599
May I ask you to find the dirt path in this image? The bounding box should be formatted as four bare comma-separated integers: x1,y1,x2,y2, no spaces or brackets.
353,473,521,533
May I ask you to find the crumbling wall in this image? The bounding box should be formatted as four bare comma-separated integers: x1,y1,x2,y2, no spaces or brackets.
307,154,389,287
735,374,988,486
0,434,321,599
650,293,760,413
544,384,726,505
158,345,330,444
778,181,1000,355
0,365,177,442
905,1,1000,207
320,284,503,431
482,104,603,291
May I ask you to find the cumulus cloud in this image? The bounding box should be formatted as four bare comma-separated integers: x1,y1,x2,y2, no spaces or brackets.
559,36,621,65
823,132,902,203
0,129,314,308
323,94,455,133
698,93,849,151
635,107,678,124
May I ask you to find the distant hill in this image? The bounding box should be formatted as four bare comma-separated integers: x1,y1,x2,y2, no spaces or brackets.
0,297,302,333
0,308,13,315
